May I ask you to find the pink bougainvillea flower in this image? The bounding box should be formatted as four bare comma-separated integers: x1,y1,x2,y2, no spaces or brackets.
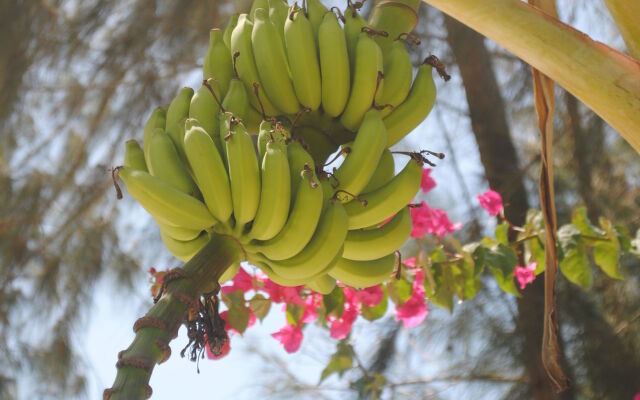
395,270,429,328
205,332,231,360
271,323,304,353
356,285,384,307
281,286,305,306
221,267,254,294
514,262,537,290
302,293,322,323
477,189,503,217
634,391,640,400
410,201,462,238
403,257,417,269
327,287,359,339
421,168,436,192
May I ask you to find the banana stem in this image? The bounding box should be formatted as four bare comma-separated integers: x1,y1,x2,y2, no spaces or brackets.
104,233,243,400
421,0,640,154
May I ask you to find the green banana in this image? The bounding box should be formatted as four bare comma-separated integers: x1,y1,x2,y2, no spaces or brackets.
287,140,316,205
248,139,291,241
305,0,329,41
362,148,395,193
268,0,289,50
157,220,202,242
284,4,322,111
318,11,350,118
295,126,337,165
142,107,166,166
340,32,384,131
251,260,309,287
249,0,269,20
203,29,233,94
189,78,222,139
307,273,336,294
222,77,249,120
384,62,436,147
183,119,233,223
223,14,239,50
319,175,336,211
230,14,280,116
252,7,300,114
343,206,411,261
251,149,323,261
166,87,194,159
147,127,199,196
376,40,413,117
257,119,289,161
263,201,348,280
329,253,397,288
252,244,343,287
222,112,261,228
118,167,217,230
344,157,422,229
343,6,366,75
160,231,210,262
244,105,263,135
124,140,147,172
334,109,387,201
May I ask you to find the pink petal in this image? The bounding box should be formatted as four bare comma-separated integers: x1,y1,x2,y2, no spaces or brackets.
221,267,254,294
634,392,640,400
395,270,428,328
421,168,436,192
281,286,305,306
404,257,417,269
205,332,231,360
515,262,537,290
301,294,322,323
356,285,384,307
410,201,461,238
271,324,304,353
477,189,503,217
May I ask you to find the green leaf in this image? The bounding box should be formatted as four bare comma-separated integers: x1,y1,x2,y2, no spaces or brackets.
460,257,482,300
527,236,546,274
495,222,509,245
593,242,622,279
319,342,353,383
248,293,271,321
227,301,251,334
572,207,603,236
360,287,388,322
386,277,412,305
483,244,519,296
285,303,304,326
558,224,593,289
323,286,345,318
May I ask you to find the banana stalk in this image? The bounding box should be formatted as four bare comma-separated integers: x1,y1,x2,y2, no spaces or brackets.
420,0,640,153
104,234,243,400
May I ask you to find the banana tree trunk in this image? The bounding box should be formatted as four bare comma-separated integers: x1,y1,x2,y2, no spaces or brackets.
422,0,640,153
104,233,242,399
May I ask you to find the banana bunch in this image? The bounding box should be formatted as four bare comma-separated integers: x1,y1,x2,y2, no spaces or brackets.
117,0,440,291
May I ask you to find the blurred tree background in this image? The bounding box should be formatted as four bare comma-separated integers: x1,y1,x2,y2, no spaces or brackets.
0,1,638,399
